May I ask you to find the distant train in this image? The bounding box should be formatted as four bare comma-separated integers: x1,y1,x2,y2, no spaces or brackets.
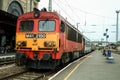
15,8,93,69
84,37,92,54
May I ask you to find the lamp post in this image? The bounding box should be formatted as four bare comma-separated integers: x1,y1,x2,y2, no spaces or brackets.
116,10,120,45
48,0,52,12
101,38,104,46
77,23,80,29
76,23,80,42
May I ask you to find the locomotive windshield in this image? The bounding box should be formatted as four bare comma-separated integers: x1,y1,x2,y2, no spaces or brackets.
19,20,34,32
39,20,55,31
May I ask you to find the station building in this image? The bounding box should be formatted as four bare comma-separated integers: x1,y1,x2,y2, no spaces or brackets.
0,0,39,53
0,0,39,16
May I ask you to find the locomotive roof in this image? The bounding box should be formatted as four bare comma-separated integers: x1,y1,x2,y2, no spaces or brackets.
55,12,84,36
18,11,83,36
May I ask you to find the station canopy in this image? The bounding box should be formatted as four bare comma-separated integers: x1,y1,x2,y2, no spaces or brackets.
0,10,18,27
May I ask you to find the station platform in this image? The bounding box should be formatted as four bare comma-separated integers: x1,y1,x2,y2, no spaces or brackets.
50,50,120,80
0,52,15,62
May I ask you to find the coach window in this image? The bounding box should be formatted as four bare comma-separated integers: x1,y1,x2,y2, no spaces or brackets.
39,20,55,31
60,21,65,32
19,20,34,32
78,33,82,43
68,26,76,41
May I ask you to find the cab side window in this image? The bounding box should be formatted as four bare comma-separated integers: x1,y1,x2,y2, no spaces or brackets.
60,21,65,32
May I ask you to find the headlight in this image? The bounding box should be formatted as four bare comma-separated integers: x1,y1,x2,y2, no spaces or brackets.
17,41,22,46
17,41,26,46
44,41,55,47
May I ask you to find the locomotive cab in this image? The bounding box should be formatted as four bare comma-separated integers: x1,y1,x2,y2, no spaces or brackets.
15,9,62,69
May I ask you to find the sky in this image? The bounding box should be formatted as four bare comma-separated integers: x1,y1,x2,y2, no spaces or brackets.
38,0,120,42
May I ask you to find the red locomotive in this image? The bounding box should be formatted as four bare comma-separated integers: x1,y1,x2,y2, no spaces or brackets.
15,8,85,69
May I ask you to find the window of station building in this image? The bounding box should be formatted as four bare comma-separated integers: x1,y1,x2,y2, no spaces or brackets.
7,1,23,16
19,20,34,32
60,21,65,32
39,20,55,32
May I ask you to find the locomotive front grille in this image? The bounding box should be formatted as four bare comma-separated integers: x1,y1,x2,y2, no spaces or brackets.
17,47,32,50
38,48,53,51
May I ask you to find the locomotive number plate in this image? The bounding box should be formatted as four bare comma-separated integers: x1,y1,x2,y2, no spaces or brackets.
25,33,46,38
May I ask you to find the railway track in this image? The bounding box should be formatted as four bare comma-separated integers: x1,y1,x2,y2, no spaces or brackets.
0,61,14,65
0,63,68,80
1,70,45,80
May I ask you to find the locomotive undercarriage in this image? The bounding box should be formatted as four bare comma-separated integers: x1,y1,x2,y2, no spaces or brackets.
15,52,60,69
59,51,84,65
26,59,60,69
15,50,84,69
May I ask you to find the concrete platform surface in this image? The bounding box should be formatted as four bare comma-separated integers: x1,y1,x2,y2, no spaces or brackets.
50,50,120,80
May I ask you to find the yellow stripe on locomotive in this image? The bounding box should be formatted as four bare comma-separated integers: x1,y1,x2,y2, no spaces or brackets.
16,32,59,51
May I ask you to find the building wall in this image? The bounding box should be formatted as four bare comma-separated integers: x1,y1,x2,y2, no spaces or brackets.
0,0,39,16
0,0,3,10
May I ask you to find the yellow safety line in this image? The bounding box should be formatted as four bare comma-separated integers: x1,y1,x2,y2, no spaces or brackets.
64,55,91,80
